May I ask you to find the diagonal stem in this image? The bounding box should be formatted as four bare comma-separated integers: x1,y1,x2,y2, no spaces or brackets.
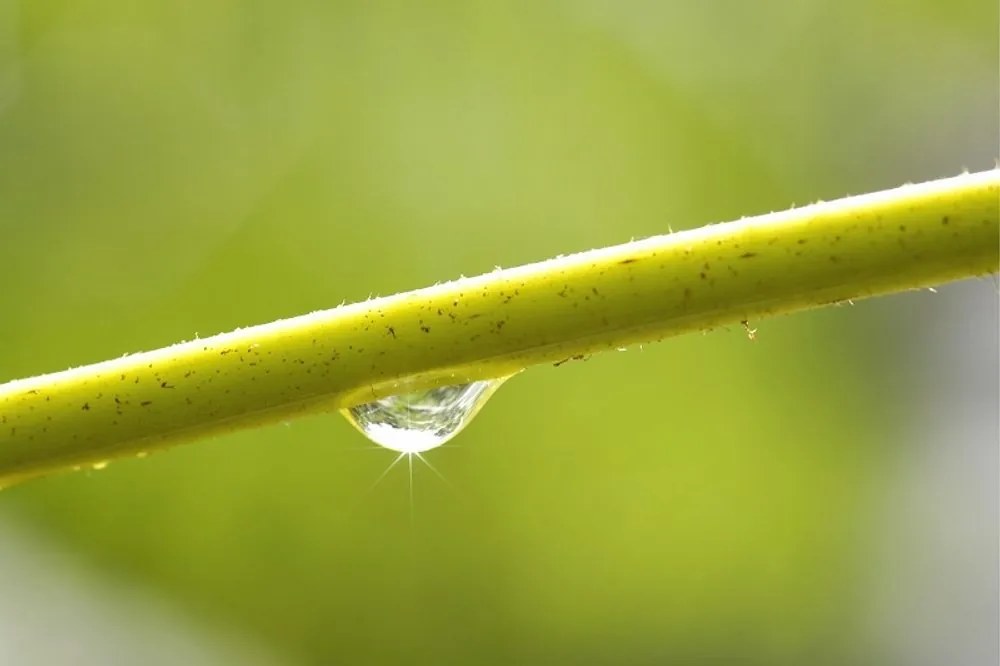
1,171,997,486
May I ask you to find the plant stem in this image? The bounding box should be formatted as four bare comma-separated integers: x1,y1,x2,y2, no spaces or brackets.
1,171,997,486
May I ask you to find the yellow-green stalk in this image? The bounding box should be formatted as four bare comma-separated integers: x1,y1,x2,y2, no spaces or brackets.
1,171,997,486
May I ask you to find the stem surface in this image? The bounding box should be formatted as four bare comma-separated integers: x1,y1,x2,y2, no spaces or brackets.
2,171,997,485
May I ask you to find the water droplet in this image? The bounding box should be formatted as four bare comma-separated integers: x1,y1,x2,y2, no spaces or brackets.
91,461,109,471
135,451,148,459
343,378,507,453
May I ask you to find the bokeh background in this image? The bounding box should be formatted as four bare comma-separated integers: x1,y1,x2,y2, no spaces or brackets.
1,1,997,664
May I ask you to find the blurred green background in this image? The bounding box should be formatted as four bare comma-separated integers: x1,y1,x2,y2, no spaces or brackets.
0,1,997,664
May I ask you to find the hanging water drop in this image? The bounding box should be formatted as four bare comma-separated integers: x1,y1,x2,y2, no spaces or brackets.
342,378,506,453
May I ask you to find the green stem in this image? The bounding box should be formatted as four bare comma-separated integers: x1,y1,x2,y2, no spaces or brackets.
1,171,997,486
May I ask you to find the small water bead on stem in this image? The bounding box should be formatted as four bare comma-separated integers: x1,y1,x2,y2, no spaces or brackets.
342,378,508,453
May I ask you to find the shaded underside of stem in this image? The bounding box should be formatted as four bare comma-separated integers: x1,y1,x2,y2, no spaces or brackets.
1,170,998,485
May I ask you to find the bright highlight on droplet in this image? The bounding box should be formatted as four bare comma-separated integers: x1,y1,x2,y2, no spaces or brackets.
342,378,506,453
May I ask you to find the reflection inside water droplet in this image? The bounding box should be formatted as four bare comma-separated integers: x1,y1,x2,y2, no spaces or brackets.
342,378,507,453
